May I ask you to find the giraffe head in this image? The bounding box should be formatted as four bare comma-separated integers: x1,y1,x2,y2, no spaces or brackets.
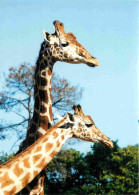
62,105,113,148
43,21,99,67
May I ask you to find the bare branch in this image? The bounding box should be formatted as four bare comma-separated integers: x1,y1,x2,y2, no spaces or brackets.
0,119,27,131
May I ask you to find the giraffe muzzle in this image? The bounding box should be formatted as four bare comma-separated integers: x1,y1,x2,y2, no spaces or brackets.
85,57,99,67
99,139,114,149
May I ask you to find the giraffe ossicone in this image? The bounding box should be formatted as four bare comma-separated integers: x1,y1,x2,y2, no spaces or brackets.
0,105,113,195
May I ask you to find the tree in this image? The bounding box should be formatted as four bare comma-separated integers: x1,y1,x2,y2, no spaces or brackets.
0,63,82,148
0,152,14,165
44,142,138,195
45,149,87,194
82,142,138,194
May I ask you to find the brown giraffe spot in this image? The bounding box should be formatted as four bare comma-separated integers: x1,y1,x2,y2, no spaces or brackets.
23,158,31,168
52,131,59,139
50,150,57,158
33,111,39,124
49,105,53,121
35,63,39,74
34,146,42,153
56,140,60,147
40,63,45,71
33,154,41,163
33,171,40,179
48,68,52,76
13,164,24,177
42,71,46,76
29,123,37,134
40,115,49,130
79,48,83,54
61,129,64,133
50,62,54,66
61,135,64,140
39,89,48,103
76,47,79,53
49,87,51,94
0,172,14,188
4,187,16,195
93,129,97,134
44,59,48,66
9,186,17,194
34,95,40,110
38,53,42,61
34,83,38,95
36,74,40,85
43,137,49,143
64,53,68,58
69,132,73,136
69,54,73,59
40,104,47,113
20,173,30,188
53,50,56,55
40,77,47,86
45,142,53,152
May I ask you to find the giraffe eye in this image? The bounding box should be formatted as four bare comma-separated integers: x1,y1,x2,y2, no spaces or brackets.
61,42,69,47
85,124,93,128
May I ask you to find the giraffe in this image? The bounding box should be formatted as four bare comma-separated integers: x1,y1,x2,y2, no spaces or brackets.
16,20,99,194
0,105,113,195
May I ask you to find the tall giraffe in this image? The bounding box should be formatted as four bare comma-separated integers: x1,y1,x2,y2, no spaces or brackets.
17,21,99,194
0,105,113,195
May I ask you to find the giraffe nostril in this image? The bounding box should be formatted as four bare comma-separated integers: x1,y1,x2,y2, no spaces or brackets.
91,56,96,59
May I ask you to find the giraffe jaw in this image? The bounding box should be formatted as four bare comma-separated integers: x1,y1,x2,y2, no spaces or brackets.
78,136,113,149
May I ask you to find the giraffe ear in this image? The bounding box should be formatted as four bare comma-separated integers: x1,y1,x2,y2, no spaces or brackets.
43,30,50,42
67,113,74,122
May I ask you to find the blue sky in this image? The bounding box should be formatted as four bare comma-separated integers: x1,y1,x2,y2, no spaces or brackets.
0,0,138,153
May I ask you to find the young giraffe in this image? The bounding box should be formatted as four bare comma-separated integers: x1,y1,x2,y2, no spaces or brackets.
16,20,99,194
0,105,113,195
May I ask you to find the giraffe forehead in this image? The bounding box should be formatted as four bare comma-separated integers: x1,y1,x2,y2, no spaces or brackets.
84,116,95,124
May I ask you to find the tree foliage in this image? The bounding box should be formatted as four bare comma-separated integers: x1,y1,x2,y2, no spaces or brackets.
83,142,138,194
45,142,138,194
0,63,82,142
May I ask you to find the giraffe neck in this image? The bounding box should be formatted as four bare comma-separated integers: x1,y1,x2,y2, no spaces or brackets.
26,42,56,146
0,119,72,194
17,42,56,194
